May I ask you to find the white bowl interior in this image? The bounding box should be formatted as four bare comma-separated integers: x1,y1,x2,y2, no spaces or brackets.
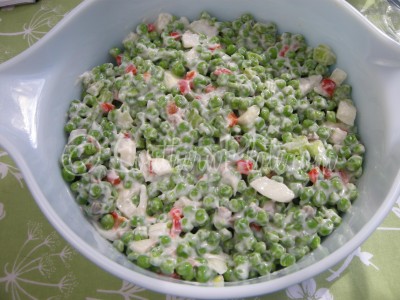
1,0,400,298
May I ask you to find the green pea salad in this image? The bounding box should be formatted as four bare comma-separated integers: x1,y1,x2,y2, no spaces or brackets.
61,12,365,284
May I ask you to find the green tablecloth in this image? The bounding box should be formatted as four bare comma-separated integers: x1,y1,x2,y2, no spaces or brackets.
1,1,400,299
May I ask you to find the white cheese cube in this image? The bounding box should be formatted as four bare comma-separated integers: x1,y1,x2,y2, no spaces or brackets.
164,71,179,89
330,68,347,85
129,239,157,254
329,127,347,145
155,13,173,33
337,100,356,126
237,105,260,126
189,19,218,37
150,158,172,176
115,109,134,130
299,75,322,96
148,223,169,240
184,48,199,67
115,135,136,166
182,31,200,48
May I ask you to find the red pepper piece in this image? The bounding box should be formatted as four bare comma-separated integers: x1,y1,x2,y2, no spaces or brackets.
169,31,181,40
184,70,197,80
339,170,350,184
308,167,319,184
279,45,290,57
106,171,121,185
208,44,221,51
169,207,182,237
236,159,253,175
213,68,233,75
320,166,332,179
100,102,115,113
227,112,238,127
166,102,179,115
250,223,262,232
143,72,151,82
178,79,191,95
205,85,216,93
147,23,156,32
321,78,336,97
116,54,122,66
125,64,137,75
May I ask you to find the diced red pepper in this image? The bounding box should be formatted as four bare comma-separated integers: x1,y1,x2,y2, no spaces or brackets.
184,70,197,81
143,72,151,82
308,167,319,184
110,211,126,229
123,132,131,139
228,112,238,127
321,78,336,97
339,170,350,184
125,64,137,75
111,211,119,220
169,31,181,40
208,44,221,51
279,45,290,57
205,84,216,93
250,223,262,232
169,207,182,237
106,171,121,185
178,79,191,95
320,166,332,179
147,23,156,32
100,102,115,113
116,55,122,66
236,159,253,175
148,160,155,175
166,101,179,115
213,68,233,75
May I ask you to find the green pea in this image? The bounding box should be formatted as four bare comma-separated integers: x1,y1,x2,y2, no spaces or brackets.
160,258,176,275
137,254,151,269
346,155,363,172
160,235,171,246
270,242,285,259
62,168,75,182
171,61,186,77
195,209,209,225
318,219,334,236
177,261,195,280
89,183,103,198
100,214,114,230
312,190,327,207
113,239,124,252
337,197,351,212
280,253,296,267
196,265,213,283
229,198,245,213
218,184,233,198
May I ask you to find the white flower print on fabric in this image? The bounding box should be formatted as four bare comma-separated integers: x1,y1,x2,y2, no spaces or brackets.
0,222,77,300
0,202,5,220
0,4,64,46
326,247,378,282
0,151,24,187
286,278,333,300
89,280,147,300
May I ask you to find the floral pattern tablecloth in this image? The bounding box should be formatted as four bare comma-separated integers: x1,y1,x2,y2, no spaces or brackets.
1,1,400,299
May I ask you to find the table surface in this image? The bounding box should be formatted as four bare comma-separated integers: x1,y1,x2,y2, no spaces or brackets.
1,1,400,299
